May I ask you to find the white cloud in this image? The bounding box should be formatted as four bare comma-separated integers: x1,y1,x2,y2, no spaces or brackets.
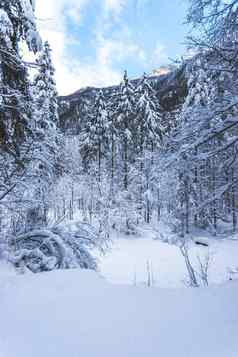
151,43,168,67
96,35,147,68
57,32,148,94
60,58,122,94
33,0,126,95
36,0,88,28
30,0,160,95
34,0,91,94
103,0,127,17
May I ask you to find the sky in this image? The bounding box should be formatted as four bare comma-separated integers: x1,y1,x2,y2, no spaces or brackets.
35,0,189,95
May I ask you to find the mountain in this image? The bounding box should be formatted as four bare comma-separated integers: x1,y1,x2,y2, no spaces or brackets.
58,64,188,134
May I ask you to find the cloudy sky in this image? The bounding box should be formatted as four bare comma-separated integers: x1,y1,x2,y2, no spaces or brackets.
35,0,189,95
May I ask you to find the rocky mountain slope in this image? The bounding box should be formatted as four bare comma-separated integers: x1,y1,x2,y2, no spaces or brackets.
58,65,188,134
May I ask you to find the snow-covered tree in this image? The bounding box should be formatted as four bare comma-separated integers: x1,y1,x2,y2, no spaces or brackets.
180,0,238,235
135,73,164,152
32,40,60,181
160,48,238,237
34,42,58,125
23,41,61,230
133,74,164,221
115,71,135,190
80,90,108,181
0,1,42,229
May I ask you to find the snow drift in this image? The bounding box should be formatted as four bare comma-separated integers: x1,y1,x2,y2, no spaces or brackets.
0,267,237,357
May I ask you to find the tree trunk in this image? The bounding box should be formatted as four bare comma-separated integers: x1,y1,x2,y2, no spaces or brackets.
157,188,161,222
145,172,150,224
184,176,189,235
212,159,217,235
139,130,143,219
124,137,128,190
231,167,237,233
98,139,101,182
194,147,198,227
111,132,115,198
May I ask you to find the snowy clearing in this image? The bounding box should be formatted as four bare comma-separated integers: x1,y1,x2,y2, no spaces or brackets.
98,229,238,287
0,267,238,357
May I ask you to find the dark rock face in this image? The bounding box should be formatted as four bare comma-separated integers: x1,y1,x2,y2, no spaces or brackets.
58,65,188,134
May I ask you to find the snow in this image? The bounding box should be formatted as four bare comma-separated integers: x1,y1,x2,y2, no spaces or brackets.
99,234,186,287
98,229,238,287
1,225,238,357
0,266,238,357
0,8,13,41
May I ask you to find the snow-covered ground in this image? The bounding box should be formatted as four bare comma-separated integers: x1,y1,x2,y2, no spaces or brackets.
0,267,238,357
98,228,238,287
1,227,238,357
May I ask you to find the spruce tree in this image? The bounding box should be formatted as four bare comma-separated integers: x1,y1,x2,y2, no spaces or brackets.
115,70,135,190
33,40,59,171
0,0,41,203
134,73,164,222
136,73,164,152
27,41,60,228
80,90,108,181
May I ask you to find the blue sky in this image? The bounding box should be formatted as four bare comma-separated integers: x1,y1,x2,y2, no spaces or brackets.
37,0,189,95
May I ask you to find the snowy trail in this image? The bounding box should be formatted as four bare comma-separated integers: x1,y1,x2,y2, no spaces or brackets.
98,233,238,287
0,268,238,357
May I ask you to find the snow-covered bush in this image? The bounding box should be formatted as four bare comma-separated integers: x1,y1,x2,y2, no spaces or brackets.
8,222,103,273
110,190,140,235
180,242,211,287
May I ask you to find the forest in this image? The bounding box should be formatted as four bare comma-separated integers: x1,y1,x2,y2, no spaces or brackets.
1,0,238,271
0,1,238,356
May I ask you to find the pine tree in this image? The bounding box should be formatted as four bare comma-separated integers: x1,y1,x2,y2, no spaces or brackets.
80,90,108,181
136,73,164,152
115,70,135,191
33,40,59,167
161,52,238,237
162,56,214,236
27,41,60,229
135,73,164,222
0,1,41,204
